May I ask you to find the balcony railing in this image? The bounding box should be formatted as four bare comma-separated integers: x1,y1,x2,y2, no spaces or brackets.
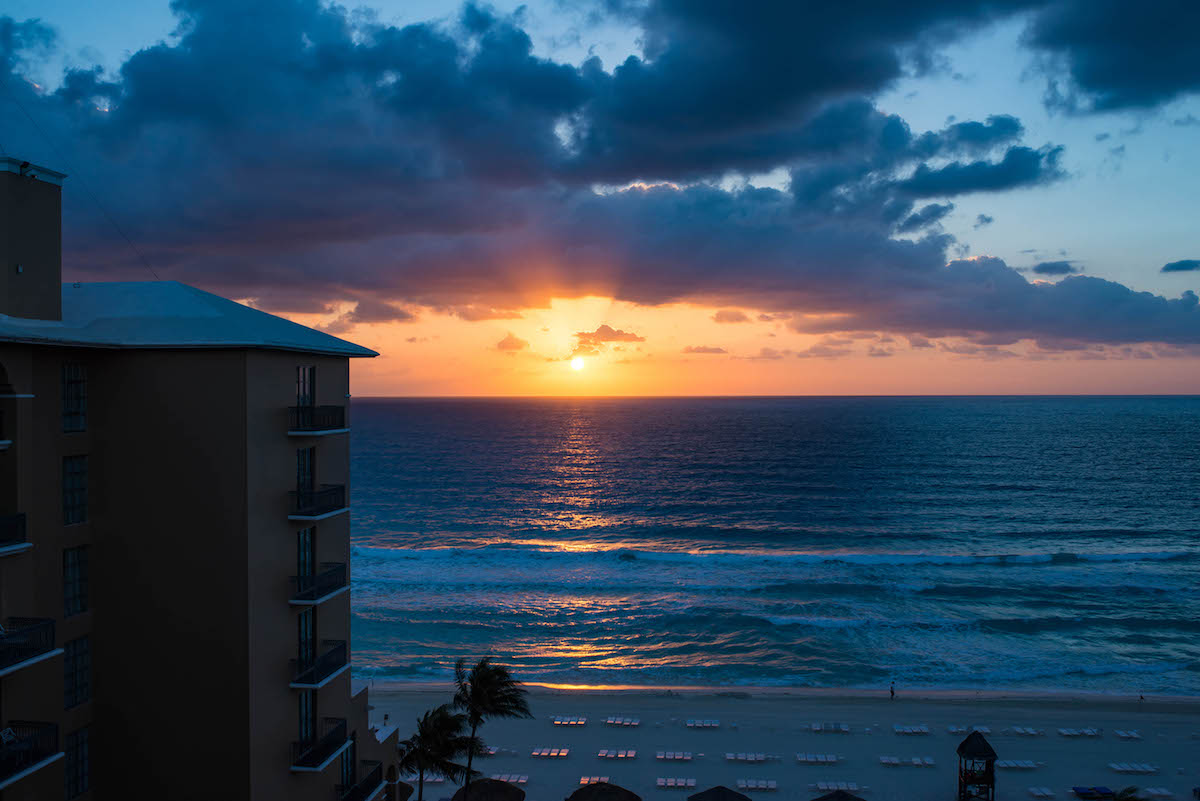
289,405,347,433
291,717,348,771
289,485,347,518
289,563,348,604
0,515,26,551
338,760,384,801
0,619,56,674
0,722,59,787
291,640,348,688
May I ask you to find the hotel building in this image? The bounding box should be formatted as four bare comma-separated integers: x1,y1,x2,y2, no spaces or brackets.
0,157,397,800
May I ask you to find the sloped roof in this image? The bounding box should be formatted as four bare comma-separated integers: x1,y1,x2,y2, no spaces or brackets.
957,731,997,759
0,281,377,357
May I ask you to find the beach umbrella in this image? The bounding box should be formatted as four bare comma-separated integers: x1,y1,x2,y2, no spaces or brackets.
452,779,525,801
394,781,415,801
809,791,867,801
689,786,751,801
565,781,642,801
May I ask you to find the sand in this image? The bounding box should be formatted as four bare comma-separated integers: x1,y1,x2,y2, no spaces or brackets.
360,683,1200,801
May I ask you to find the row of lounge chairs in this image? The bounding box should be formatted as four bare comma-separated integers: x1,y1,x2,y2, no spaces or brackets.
812,782,864,793
489,774,529,784
580,777,609,786
893,724,931,735
606,717,640,727
656,752,692,761
1141,788,1175,798
1010,727,1045,736
1115,729,1142,740
948,725,991,734
656,778,696,789
531,748,570,758
1027,787,1056,798
997,759,1042,770
1071,786,1116,799
879,756,935,767
811,722,850,734
724,753,778,763
596,749,636,759
1107,762,1158,774
686,719,720,728
553,717,587,726
736,779,778,791
795,753,841,765
1058,728,1102,737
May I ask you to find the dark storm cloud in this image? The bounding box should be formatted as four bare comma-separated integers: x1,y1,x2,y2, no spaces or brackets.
2,0,1198,349
1024,0,1200,112
897,203,954,233
1031,260,1078,275
899,146,1065,197
1161,259,1200,273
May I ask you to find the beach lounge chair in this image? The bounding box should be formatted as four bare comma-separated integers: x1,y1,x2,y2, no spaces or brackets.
973,726,991,734
924,757,935,766
686,720,695,728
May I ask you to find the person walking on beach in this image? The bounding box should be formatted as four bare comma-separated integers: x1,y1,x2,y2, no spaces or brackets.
890,682,895,700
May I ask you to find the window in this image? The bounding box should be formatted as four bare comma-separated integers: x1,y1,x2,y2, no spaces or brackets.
63,455,88,525
64,637,91,709
297,527,315,578
298,690,315,744
63,546,89,617
297,365,316,407
298,608,315,666
296,447,314,494
62,363,87,432
65,727,90,798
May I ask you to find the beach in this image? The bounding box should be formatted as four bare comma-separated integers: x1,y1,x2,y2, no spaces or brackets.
362,683,1200,801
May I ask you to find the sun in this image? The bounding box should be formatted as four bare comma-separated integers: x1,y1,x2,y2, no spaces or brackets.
570,356,586,371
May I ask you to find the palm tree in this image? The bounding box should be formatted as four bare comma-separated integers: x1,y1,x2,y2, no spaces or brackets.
453,657,533,801
397,704,479,801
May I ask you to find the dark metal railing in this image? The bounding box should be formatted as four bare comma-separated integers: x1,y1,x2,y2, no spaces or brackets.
338,760,383,801
292,717,347,770
289,484,347,517
0,514,26,550
290,563,348,603
291,640,348,687
0,721,59,782
0,618,55,672
289,405,346,432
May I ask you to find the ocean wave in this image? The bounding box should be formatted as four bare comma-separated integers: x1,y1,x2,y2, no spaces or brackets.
352,543,1197,568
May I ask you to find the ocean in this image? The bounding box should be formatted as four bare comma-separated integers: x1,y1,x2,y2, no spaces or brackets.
346,397,1200,694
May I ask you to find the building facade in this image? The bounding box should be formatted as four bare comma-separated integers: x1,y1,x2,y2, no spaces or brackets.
0,158,397,800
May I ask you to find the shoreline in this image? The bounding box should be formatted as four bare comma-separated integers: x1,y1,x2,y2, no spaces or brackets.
355,679,1200,707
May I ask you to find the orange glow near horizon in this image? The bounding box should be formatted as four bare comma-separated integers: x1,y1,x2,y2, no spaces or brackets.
271,296,1200,396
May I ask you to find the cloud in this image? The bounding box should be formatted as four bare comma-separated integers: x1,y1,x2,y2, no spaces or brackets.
575,324,645,345
1162,259,1200,273
1,1,1198,353
1025,0,1200,112
897,202,954,233
712,309,750,323
496,332,529,351
319,298,415,333
974,214,994,229
867,346,894,357
899,146,1064,197
794,343,853,359
683,345,727,354
1031,260,1078,275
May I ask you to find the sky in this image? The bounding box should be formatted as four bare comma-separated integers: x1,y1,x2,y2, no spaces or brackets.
2,0,1199,395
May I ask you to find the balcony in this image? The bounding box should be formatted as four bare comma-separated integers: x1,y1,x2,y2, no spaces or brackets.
290,640,349,689
338,760,385,801
288,484,348,521
290,717,350,772
0,619,61,679
0,515,29,558
288,405,348,436
0,722,63,792
289,563,349,606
